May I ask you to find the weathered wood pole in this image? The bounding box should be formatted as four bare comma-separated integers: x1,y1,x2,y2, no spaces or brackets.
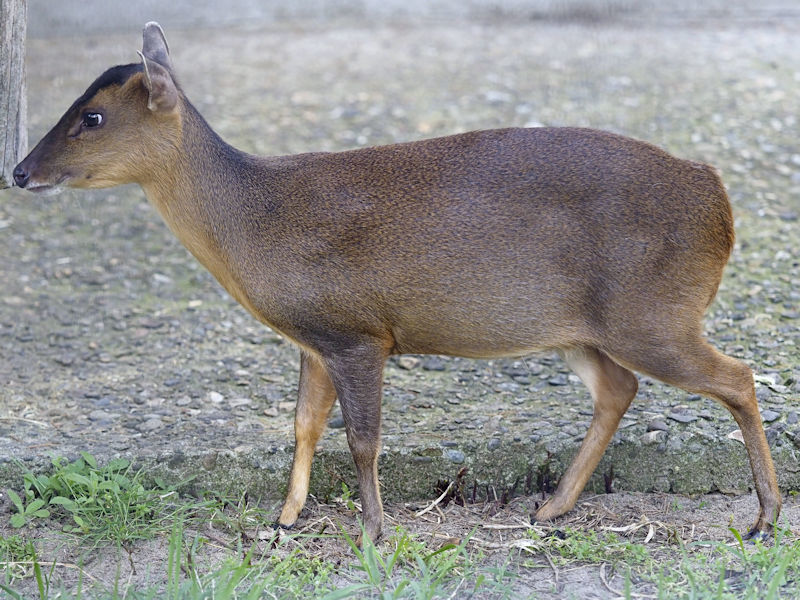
1,0,27,188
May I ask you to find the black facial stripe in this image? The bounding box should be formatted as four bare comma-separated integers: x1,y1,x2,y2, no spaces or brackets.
66,63,144,115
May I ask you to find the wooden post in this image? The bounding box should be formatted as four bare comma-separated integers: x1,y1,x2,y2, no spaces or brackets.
0,0,27,188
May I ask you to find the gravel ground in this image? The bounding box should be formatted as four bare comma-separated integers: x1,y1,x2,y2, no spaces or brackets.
1,15,799,539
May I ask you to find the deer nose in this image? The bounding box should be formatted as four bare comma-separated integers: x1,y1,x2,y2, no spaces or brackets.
13,164,30,188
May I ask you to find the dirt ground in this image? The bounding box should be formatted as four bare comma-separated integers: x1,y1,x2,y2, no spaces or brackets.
2,490,799,598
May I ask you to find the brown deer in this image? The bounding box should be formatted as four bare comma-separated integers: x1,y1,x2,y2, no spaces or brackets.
12,23,780,543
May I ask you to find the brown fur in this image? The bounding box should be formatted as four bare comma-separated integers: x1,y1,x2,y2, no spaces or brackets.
14,23,780,544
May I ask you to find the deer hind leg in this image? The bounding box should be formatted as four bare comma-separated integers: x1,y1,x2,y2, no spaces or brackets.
535,346,638,522
278,351,337,528
610,339,780,539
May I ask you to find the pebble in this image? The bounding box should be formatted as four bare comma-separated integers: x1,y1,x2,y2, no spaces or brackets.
329,415,345,428
88,409,114,421
421,357,446,371
642,430,666,445
138,417,164,432
727,430,745,444
766,427,781,444
761,410,781,422
668,411,697,424
263,407,279,417
647,419,669,432
756,387,771,402
208,391,224,404
446,449,466,464
397,356,420,370
487,438,501,451
496,382,520,392
547,374,568,386
788,411,798,425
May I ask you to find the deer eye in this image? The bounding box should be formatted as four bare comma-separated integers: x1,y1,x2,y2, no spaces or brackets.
81,112,103,128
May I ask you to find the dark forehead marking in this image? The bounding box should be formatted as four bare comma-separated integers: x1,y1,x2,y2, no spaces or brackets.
67,62,144,113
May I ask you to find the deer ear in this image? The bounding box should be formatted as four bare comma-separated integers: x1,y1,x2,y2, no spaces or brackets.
138,51,178,113
141,21,173,70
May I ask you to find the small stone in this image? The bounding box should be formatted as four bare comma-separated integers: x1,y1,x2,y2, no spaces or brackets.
727,429,745,444
55,355,75,367
526,362,543,376
229,397,252,408
278,401,295,412
139,417,163,432
642,430,666,445
397,356,420,370
548,374,568,386
766,426,781,444
263,407,278,417
176,396,192,406
88,409,113,422
446,450,466,464
686,394,702,402
668,411,697,424
208,391,224,404
496,382,520,392
421,357,446,371
329,415,345,428
761,410,781,422
647,419,669,432
487,438,501,451
787,411,798,425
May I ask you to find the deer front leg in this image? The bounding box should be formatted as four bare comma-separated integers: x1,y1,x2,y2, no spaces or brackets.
278,351,337,528
323,340,388,545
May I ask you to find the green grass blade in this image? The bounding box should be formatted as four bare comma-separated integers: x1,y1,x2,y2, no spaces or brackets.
0,583,24,600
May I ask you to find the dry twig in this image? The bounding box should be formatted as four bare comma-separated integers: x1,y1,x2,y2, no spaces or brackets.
415,481,454,518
